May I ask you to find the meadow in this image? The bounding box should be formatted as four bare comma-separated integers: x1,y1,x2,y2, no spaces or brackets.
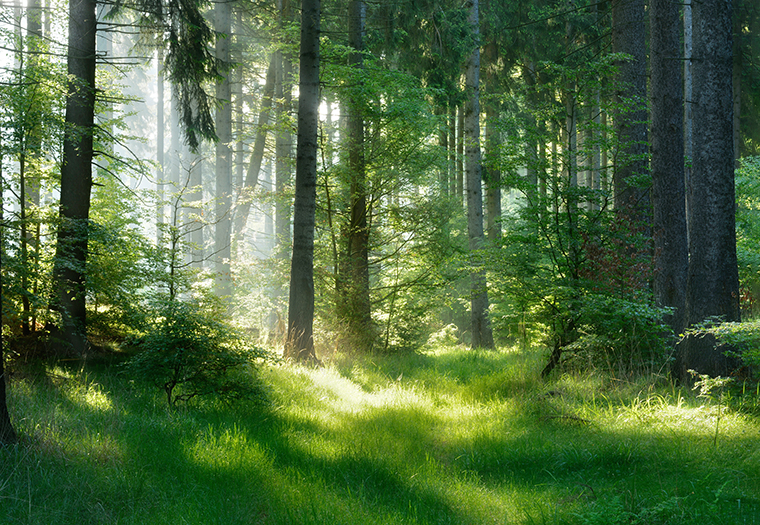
1,344,759,524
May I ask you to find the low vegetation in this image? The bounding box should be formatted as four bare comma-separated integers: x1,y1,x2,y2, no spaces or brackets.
1,342,759,525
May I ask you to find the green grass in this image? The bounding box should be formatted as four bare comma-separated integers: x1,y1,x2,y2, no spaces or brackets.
2,345,760,524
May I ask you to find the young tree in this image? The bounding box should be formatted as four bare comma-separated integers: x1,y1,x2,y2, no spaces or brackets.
464,0,493,349
285,0,320,362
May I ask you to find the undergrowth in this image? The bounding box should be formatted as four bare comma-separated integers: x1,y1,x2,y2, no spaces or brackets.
1,344,759,524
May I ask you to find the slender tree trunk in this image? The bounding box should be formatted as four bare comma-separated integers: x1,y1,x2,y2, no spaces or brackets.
341,0,372,351
449,102,456,197
215,0,233,298
457,104,464,205
650,0,688,334
233,55,276,242
686,0,739,325
156,49,165,245
51,0,97,356
285,0,320,362
464,0,494,349
275,46,293,259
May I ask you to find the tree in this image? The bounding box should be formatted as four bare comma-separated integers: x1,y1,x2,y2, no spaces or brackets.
463,0,493,349
214,0,234,298
50,0,97,355
232,56,276,243
686,0,739,326
650,0,688,334
285,0,320,362
338,0,372,351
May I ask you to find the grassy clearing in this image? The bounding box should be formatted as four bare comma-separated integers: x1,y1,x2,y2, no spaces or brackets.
1,345,760,524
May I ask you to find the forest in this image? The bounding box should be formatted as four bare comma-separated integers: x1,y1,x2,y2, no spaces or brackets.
1,0,760,523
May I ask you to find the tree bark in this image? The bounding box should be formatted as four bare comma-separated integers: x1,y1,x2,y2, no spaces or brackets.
686,0,739,326
341,0,372,351
51,0,97,356
650,0,688,334
464,0,494,349
275,30,294,260
286,0,320,362
214,0,233,298
156,49,165,245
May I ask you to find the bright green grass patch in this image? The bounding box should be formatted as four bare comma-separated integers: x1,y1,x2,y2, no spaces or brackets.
2,346,760,524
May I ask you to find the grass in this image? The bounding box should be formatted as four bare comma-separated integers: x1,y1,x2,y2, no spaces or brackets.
1,344,760,524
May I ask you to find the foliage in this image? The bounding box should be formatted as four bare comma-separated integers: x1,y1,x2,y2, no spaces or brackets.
122,299,272,406
689,369,734,447
686,319,760,372
486,50,671,374
736,156,760,317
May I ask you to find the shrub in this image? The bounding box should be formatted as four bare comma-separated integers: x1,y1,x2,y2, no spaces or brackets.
122,300,273,406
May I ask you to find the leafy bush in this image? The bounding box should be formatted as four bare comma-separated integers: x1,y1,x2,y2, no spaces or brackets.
563,294,673,374
122,300,273,406
690,319,760,372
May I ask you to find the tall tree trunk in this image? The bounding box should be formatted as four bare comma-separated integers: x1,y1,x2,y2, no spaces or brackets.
214,0,233,298
275,60,294,253
611,0,648,216
233,55,276,242
457,104,464,205
686,0,739,325
156,49,165,245
464,0,494,349
340,0,372,351
51,0,97,356
650,0,688,334
285,0,320,362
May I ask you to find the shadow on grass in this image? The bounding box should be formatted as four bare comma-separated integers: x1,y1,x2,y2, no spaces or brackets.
3,350,760,524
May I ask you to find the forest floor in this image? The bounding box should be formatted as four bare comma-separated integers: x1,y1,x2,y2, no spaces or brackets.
1,343,760,524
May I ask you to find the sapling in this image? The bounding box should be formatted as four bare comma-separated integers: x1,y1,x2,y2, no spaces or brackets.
689,369,734,447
